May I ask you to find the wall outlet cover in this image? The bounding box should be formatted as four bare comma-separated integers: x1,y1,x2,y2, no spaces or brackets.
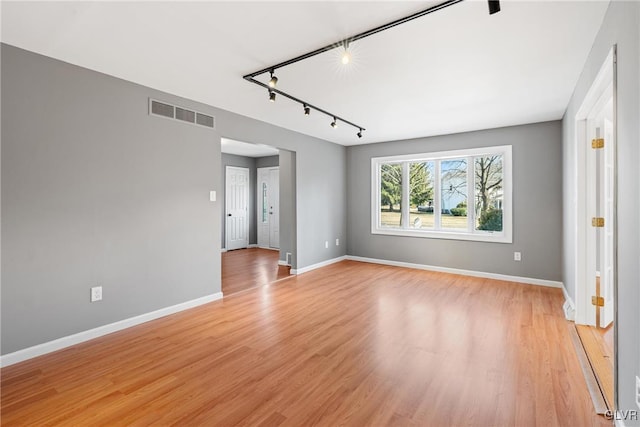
514,252,522,261
336,238,340,246
636,376,640,409
90,286,103,302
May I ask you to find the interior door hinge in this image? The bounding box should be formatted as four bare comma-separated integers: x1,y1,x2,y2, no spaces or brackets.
591,138,605,149
591,296,605,307
592,217,605,227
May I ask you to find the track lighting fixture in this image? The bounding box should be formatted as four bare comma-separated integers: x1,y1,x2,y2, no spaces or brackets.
341,42,351,65
268,70,278,88
244,0,496,138
488,0,501,15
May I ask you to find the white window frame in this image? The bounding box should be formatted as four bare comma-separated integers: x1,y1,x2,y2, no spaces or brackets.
371,145,512,243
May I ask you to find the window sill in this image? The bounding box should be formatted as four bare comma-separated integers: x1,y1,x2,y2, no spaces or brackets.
371,227,512,243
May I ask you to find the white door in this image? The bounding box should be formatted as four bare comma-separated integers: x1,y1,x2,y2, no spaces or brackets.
600,113,614,327
257,167,279,249
587,92,614,328
574,48,616,327
268,168,280,248
225,166,249,251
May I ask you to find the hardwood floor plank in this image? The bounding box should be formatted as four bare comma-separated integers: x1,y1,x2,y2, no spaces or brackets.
222,248,290,295
1,261,609,426
576,324,615,409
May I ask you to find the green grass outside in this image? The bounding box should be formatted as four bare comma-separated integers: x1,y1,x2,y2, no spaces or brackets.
380,209,468,229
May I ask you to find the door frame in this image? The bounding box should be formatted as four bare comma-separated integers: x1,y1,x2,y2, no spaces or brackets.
225,165,250,251
573,45,618,407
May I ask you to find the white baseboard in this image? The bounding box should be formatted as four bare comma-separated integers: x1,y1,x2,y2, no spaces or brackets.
0,292,223,368
258,246,279,251
221,248,227,253
248,244,258,248
345,256,564,288
277,260,290,266
291,255,347,275
562,284,576,321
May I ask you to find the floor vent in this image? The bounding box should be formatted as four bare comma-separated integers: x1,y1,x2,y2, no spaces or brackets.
149,99,215,129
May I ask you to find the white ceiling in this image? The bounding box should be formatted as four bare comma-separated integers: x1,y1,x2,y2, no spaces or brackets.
1,1,609,146
221,138,279,158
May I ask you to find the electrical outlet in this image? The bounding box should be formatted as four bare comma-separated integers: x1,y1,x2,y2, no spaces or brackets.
636,376,640,410
336,238,340,246
90,286,102,302
325,241,329,249
286,252,292,265
514,252,521,261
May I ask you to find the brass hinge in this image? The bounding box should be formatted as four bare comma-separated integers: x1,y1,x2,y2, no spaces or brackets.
591,296,605,307
592,217,605,227
592,138,605,149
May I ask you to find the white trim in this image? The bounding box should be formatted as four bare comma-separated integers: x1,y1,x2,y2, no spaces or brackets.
574,47,616,327
345,255,563,288
221,248,227,253
291,256,347,275
562,284,576,311
248,244,258,248
277,260,290,266
562,284,576,321
0,292,223,368
258,246,279,251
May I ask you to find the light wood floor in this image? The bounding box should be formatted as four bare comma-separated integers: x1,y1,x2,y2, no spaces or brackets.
576,323,615,409
1,261,608,426
222,247,290,295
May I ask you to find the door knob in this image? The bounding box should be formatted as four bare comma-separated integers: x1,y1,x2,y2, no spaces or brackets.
227,213,232,216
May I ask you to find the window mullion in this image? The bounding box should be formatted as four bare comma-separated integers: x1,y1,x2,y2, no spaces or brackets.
402,162,410,229
434,160,441,230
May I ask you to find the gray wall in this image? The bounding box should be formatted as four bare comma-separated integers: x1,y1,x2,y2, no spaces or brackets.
213,114,346,270
561,1,639,418
1,44,347,355
1,44,221,354
347,121,563,281
256,155,279,169
279,150,296,266
221,153,257,248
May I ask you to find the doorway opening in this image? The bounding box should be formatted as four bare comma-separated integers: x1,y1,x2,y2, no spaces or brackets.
220,138,293,295
573,46,617,412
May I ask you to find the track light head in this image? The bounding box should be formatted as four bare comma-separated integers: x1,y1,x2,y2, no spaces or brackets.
303,104,310,116
488,0,500,15
331,117,338,128
357,129,363,139
341,42,351,65
269,90,276,102
268,70,278,88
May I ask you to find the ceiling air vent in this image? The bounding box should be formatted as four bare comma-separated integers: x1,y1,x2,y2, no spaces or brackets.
150,100,174,119
149,98,215,129
175,107,196,124
196,112,215,128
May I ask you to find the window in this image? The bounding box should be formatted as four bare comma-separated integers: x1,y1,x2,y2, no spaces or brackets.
372,145,512,243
